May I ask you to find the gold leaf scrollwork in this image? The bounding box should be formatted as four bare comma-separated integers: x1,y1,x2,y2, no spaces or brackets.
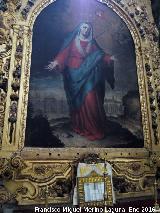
34,165,51,175
0,186,11,204
16,186,28,196
128,162,141,172
10,155,26,170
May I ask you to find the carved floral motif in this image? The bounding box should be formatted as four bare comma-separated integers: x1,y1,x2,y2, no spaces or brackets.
113,177,141,193
38,179,72,199
21,0,37,19
0,186,11,204
128,162,141,171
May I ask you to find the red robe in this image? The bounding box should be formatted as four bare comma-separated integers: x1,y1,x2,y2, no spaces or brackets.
55,39,111,141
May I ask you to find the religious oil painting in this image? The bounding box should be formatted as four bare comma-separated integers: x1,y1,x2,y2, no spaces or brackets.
25,0,144,148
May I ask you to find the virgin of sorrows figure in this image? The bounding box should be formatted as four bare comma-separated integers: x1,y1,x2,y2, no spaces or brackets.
47,22,114,141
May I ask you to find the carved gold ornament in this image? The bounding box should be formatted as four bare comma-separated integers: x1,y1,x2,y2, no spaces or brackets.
0,0,159,205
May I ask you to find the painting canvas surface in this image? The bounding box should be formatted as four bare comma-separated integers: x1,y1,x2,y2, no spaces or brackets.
25,0,144,148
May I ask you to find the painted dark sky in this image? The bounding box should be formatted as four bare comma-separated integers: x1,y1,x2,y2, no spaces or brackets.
31,0,69,79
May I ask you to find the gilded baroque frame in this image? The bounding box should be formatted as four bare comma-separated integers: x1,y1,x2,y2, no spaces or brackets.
0,0,160,205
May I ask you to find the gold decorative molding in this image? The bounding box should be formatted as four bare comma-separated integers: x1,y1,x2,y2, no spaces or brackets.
0,0,159,205
0,155,73,205
0,154,156,205
0,185,11,204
